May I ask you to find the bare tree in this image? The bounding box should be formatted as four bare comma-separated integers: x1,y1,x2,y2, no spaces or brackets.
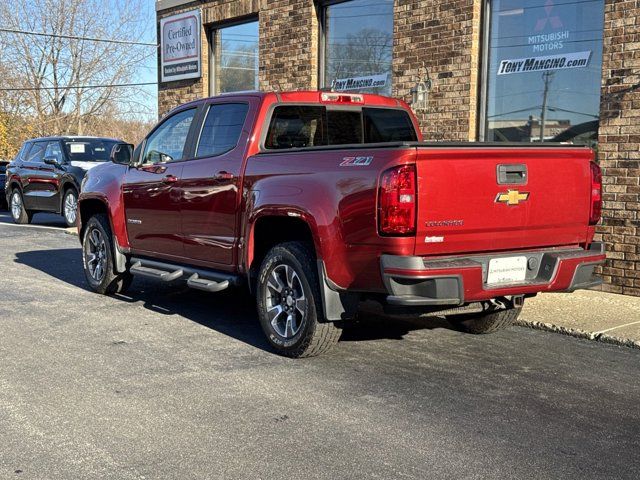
217,41,258,93
0,0,155,137
327,28,392,94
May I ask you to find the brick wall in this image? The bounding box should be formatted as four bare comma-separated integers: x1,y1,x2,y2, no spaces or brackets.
159,0,480,136
596,0,640,296
158,0,260,117
393,0,481,141
158,0,317,117
259,0,318,91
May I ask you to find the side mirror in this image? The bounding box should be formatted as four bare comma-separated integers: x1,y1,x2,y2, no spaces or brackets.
110,143,134,165
44,156,61,168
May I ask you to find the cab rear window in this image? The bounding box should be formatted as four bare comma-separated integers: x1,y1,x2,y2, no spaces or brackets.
363,108,418,142
264,106,416,150
265,106,326,149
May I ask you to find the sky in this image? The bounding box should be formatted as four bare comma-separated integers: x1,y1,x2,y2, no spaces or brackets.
131,0,159,118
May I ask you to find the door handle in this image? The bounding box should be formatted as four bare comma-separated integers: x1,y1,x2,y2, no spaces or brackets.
497,164,527,185
213,171,234,181
162,174,178,184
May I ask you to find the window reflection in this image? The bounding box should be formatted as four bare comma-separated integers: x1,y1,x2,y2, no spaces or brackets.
323,0,393,95
485,0,605,145
213,21,259,94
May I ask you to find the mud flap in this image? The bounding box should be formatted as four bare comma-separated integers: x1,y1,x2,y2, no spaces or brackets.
113,243,128,274
317,261,359,321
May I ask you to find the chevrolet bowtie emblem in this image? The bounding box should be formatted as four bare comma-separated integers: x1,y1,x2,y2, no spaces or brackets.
495,190,530,206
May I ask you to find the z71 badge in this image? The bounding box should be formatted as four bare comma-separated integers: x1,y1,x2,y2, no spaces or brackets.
340,156,373,166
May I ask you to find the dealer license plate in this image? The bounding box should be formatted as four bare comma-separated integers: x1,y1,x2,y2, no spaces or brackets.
486,256,527,285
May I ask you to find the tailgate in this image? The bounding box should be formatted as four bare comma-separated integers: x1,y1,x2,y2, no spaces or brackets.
414,146,593,256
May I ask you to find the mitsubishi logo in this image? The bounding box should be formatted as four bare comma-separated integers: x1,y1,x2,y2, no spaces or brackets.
535,0,563,32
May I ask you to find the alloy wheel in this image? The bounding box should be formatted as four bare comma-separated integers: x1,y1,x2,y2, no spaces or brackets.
64,192,78,225
10,191,22,220
85,228,107,282
265,264,307,338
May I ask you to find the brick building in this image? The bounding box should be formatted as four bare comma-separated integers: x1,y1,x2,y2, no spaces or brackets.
156,0,640,296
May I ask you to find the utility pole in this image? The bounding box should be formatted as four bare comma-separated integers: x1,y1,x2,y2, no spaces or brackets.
540,71,553,142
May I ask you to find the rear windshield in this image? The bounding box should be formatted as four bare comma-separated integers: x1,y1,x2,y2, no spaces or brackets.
64,139,118,162
264,106,417,149
363,108,418,143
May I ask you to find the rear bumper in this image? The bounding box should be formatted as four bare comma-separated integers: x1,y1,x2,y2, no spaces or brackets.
381,243,606,307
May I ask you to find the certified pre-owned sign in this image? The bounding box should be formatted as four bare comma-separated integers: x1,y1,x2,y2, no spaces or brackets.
160,10,201,83
497,51,591,76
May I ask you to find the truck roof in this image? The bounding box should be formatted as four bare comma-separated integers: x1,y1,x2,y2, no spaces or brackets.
170,90,409,114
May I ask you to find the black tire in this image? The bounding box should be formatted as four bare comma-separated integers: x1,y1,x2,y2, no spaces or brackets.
62,188,78,227
454,302,522,334
256,242,341,358
82,214,132,295
9,189,33,224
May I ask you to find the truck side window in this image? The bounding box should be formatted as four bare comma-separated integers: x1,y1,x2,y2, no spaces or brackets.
142,108,196,165
265,106,326,149
25,142,47,163
15,142,29,162
196,103,249,157
363,108,418,142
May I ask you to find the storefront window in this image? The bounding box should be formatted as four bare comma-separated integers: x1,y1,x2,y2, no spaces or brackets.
484,0,605,145
322,0,393,95
211,20,259,94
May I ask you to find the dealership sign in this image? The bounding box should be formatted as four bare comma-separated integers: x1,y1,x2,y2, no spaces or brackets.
331,74,387,91
160,10,201,83
497,51,591,76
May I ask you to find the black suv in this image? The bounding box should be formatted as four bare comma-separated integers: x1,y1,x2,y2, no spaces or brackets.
5,137,122,226
0,159,8,210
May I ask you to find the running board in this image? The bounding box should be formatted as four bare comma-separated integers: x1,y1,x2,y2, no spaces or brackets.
130,257,240,292
187,274,229,293
130,262,183,282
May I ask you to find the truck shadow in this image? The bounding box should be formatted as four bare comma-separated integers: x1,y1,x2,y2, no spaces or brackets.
14,247,460,353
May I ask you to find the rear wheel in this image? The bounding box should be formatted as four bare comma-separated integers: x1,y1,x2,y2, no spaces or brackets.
82,214,132,295
10,189,33,224
453,298,522,334
256,241,341,358
62,188,78,227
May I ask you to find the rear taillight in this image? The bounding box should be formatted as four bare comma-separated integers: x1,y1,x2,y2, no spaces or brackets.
378,164,416,236
589,161,602,225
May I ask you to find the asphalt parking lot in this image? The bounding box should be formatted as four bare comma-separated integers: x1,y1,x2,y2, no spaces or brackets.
1,211,640,479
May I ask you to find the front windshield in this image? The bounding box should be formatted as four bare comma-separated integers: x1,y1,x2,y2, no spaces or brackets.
63,139,118,162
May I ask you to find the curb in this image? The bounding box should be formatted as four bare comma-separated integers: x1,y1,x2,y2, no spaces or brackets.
516,319,640,351
64,228,78,236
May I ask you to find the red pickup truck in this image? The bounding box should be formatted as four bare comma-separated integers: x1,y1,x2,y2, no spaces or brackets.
78,91,605,357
